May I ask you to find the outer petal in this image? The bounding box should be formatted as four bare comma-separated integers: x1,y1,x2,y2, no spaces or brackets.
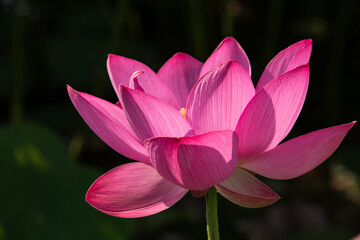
235,64,309,158
158,53,203,107
256,39,312,92
187,61,255,134
120,86,194,143
107,54,180,108
67,86,149,163
200,37,251,78
239,122,356,180
86,162,188,218
144,131,238,190
216,168,280,208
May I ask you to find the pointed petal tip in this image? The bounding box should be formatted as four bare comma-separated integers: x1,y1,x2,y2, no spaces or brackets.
169,52,202,64
118,84,126,93
172,52,189,59
303,39,313,48
118,84,130,101
67,85,79,98
214,60,234,69
119,84,141,98
216,37,240,51
256,40,312,92
204,60,245,73
297,62,310,68
301,39,312,44
106,53,116,65
200,36,251,77
345,120,357,131
66,84,73,92
290,39,312,49
286,63,310,75
66,84,73,91
336,121,357,131
107,53,117,59
222,36,236,42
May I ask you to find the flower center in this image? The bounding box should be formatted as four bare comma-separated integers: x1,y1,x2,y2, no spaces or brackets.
179,108,187,119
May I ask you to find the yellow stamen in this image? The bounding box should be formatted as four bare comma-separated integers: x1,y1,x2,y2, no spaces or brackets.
179,107,187,119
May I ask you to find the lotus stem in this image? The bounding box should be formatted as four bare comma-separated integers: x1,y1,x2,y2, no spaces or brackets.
205,187,220,240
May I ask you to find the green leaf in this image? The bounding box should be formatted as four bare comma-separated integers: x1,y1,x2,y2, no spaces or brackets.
0,123,134,240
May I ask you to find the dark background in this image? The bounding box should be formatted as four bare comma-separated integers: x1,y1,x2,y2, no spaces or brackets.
0,0,359,239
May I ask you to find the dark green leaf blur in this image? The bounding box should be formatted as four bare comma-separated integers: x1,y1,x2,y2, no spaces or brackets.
0,0,359,239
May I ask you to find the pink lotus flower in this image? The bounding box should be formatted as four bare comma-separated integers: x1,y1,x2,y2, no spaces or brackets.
68,37,355,218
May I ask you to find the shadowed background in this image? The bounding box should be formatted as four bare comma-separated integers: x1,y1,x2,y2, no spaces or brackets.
0,0,359,239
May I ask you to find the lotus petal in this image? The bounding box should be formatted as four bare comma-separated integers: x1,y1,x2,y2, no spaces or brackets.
216,168,280,208
86,162,188,218
67,86,149,163
256,39,312,91
158,52,203,107
235,64,309,157
107,54,179,108
239,122,356,179
200,37,251,78
120,86,194,142
187,61,255,134
144,131,238,190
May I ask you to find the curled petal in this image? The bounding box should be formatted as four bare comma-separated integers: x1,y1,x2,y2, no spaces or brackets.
144,131,238,190
216,168,280,208
107,54,179,108
86,162,188,218
129,70,145,92
239,122,356,180
235,64,309,157
67,86,149,163
256,39,312,92
158,52,203,107
120,86,194,142
200,37,251,78
187,61,255,134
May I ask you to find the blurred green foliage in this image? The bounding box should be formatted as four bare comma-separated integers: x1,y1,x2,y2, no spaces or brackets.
0,0,359,239
0,123,135,239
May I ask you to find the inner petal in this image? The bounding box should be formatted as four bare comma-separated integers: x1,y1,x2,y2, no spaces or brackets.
129,70,145,92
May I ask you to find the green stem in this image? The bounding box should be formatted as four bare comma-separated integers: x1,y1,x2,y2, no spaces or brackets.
205,187,220,240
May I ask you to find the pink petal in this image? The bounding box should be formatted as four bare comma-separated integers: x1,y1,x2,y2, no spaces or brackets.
235,64,309,158
86,162,188,218
67,86,149,163
144,131,238,190
129,70,145,92
158,52,203,107
239,121,356,180
216,168,280,208
200,37,251,78
107,54,180,108
187,61,255,134
256,39,312,92
119,86,194,142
